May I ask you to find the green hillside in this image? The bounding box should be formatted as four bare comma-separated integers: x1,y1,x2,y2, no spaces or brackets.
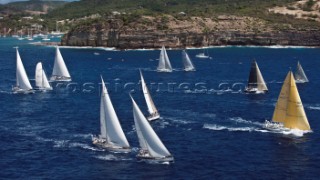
0,0,67,15
47,0,296,18
46,0,319,30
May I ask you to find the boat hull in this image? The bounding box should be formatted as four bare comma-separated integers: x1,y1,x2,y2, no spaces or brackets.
92,138,131,153
147,113,160,121
184,68,196,72
12,87,35,94
196,55,209,59
244,87,268,94
137,154,174,163
50,76,72,82
295,79,308,83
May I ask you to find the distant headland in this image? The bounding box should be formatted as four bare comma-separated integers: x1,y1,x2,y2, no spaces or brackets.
1,0,320,49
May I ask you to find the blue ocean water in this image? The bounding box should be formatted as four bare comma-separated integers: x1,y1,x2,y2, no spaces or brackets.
1,37,320,179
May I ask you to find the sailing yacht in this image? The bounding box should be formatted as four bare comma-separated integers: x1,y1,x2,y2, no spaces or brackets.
18,32,24,40
244,60,268,93
157,45,173,72
182,50,195,71
12,48,34,94
27,29,33,41
35,62,53,91
42,35,50,41
92,77,131,153
12,28,19,38
42,28,51,41
294,61,309,83
268,71,311,130
50,46,71,82
140,70,160,121
130,95,174,163
195,49,210,59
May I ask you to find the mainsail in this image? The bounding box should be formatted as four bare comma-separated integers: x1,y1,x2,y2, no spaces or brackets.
35,62,52,90
182,50,195,71
100,77,130,148
131,95,172,158
272,71,311,130
294,61,309,83
15,48,33,91
246,60,268,92
139,70,160,121
157,45,173,72
51,46,71,81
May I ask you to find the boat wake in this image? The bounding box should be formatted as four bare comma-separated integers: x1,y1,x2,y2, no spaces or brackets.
268,80,284,84
183,88,242,95
264,120,312,137
36,135,104,151
0,90,12,94
72,133,94,139
229,117,264,126
95,154,132,161
204,124,252,132
306,104,320,111
69,142,104,151
137,159,172,165
203,117,311,137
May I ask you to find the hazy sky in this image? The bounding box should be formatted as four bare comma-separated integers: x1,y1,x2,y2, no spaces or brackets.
0,0,78,4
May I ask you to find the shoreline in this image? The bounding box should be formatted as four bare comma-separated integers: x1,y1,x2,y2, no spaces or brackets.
33,42,319,51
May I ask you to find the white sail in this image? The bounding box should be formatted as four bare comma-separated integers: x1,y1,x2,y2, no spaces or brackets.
131,95,171,158
35,62,52,90
51,46,71,81
100,77,130,148
140,70,159,115
157,46,172,72
15,49,32,90
100,90,108,140
245,60,268,93
255,62,268,91
182,50,195,71
294,61,309,83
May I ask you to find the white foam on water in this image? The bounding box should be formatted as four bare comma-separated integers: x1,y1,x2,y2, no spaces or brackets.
131,147,139,153
73,133,93,139
306,104,320,111
204,118,312,137
207,88,241,95
308,106,320,110
184,89,208,94
203,124,228,131
0,90,12,94
138,159,173,165
156,120,170,129
165,117,196,125
53,140,70,148
48,45,117,51
126,48,156,51
229,117,264,126
266,45,315,49
263,121,312,137
95,154,132,161
68,142,103,151
204,123,272,133
95,154,118,161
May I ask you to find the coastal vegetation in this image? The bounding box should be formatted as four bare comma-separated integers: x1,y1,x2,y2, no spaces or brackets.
1,0,319,47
